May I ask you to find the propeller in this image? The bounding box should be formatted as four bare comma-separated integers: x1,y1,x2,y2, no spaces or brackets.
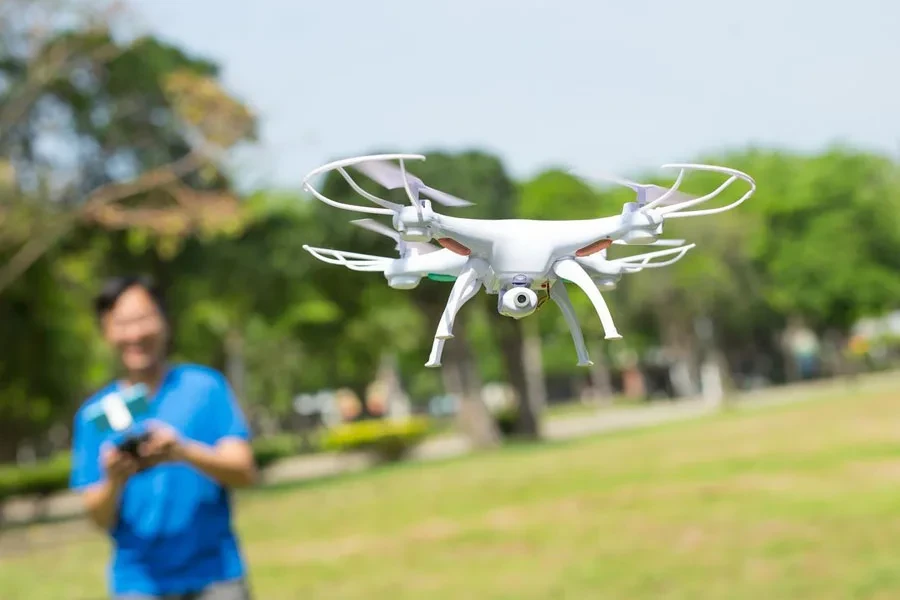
600,173,698,208
350,218,441,256
572,169,698,210
352,160,475,208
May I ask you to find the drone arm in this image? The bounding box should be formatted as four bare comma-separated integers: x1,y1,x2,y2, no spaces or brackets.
427,214,508,257
549,282,593,367
553,259,622,340
388,249,470,278
653,164,756,218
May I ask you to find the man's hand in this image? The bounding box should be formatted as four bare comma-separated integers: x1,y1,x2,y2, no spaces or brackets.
138,420,257,488
101,443,139,485
139,421,185,467
82,444,138,531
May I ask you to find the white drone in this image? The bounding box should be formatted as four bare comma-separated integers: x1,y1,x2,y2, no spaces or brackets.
302,154,755,368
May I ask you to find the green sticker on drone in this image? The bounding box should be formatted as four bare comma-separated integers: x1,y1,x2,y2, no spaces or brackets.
427,274,457,282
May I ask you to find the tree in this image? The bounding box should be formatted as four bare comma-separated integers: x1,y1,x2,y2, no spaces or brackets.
0,0,255,294
0,0,256,459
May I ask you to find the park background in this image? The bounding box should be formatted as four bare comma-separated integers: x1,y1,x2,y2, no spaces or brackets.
1,0,899,598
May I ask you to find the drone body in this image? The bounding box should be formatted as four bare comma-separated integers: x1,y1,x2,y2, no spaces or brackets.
302,153,756,368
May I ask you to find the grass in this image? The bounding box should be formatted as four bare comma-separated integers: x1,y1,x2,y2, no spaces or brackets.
2,379,900,599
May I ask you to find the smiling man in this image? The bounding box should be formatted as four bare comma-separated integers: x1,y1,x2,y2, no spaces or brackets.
69,275,257,600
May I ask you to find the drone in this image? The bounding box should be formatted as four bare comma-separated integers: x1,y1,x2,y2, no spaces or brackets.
301,153,755,368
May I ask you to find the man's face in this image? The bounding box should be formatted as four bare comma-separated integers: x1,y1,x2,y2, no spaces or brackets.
102,285,168,374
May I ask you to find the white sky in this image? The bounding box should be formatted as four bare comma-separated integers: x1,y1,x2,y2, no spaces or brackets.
124,0,899,191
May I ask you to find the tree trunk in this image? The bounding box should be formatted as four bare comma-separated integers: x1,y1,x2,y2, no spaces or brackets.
439,322,501,448
661,317,699,398
0,431,19,463
588,340,614,401
224,329,245,399
496,318,546,439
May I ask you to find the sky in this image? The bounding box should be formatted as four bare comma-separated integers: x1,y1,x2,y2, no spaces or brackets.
123,0,899,192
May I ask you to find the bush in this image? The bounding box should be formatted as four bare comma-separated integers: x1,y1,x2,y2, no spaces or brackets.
251,433,319,469
0,434,319,502
0,453,71,502
320,416,433,462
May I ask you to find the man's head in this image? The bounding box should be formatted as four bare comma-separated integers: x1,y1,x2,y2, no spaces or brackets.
94,275,169,375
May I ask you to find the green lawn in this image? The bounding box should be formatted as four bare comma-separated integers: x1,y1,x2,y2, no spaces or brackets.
3,379,900,599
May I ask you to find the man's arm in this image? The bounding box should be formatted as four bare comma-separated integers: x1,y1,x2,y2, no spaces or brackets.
142,372,257,488
177,437,257,488
71,420,138,531
80,477,127,530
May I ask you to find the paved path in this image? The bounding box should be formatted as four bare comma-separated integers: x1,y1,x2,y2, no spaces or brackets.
1,371,896,557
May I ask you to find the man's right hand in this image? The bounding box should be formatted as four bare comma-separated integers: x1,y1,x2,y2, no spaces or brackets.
81,444,138,531
101,443,139,486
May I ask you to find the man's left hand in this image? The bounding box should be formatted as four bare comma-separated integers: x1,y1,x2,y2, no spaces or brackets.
139,421,185,466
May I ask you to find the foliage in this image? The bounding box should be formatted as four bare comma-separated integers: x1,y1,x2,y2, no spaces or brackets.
320,417,433,462
0,452,72,502
3,0,900,463
0,432,327,501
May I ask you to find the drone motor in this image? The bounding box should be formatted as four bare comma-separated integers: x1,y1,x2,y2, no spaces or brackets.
387,275,422,290
592,276,619,291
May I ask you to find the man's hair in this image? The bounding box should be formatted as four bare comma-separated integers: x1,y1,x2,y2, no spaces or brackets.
93,275,167,322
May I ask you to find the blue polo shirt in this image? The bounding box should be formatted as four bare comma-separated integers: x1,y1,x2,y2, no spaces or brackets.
69,363,251,596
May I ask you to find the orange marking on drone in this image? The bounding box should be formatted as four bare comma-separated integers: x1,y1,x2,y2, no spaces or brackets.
437,238,471,256
575,238,613,257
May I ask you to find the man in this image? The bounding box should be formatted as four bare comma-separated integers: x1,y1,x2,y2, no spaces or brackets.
69,275,258,599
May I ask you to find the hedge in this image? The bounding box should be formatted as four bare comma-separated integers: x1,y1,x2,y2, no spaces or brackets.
0,418,434,502
320,416,433,461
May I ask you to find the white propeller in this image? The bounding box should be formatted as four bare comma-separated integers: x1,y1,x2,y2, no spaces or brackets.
352,160,474,208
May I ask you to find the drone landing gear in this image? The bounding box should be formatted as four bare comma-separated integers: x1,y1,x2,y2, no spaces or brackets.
427,261,486,368
553,259,623,341
435,266,482,340
549,281,593,367
425,338,445,368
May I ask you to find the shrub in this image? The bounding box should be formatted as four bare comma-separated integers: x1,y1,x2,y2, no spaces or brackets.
251,433,319,469
320,416,433,462
0,453,71,502
0,434,319,502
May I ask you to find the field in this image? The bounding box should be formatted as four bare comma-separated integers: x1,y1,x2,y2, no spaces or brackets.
2,377,900,599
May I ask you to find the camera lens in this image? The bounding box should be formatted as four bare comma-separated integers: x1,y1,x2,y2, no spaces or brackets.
516,293,528,305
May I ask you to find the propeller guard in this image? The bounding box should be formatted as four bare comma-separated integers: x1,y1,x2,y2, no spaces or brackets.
653,163,756,218
576,163,756,219
301,245,393,272
302,153,429,216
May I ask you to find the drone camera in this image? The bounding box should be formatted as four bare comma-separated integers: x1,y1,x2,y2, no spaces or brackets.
499,286,538,320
